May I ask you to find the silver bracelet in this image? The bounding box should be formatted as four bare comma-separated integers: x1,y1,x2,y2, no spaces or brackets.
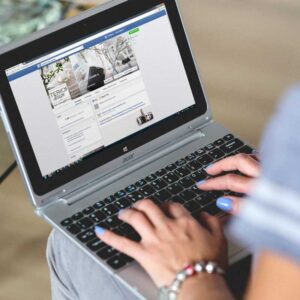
158,261,225,300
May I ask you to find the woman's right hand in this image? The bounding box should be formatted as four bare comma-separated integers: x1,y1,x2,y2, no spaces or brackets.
197,153,261,214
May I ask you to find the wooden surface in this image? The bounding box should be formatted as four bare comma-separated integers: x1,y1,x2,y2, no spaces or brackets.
0,0,300,299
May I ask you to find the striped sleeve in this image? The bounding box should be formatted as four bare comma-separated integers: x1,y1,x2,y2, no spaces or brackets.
229,178,300,263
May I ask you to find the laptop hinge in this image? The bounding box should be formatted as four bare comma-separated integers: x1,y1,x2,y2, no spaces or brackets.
62,129,206,206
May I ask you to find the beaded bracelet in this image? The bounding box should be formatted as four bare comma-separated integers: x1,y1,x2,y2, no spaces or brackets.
158,261,225,300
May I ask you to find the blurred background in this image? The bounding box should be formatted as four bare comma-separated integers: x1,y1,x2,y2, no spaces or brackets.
0,0,299,299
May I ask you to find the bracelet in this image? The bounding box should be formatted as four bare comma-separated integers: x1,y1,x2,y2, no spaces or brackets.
158,261,225,300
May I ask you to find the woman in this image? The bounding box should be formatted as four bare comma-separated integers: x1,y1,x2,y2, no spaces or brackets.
47,87,300,299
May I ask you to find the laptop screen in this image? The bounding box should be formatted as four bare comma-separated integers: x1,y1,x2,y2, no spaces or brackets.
6,4,196,179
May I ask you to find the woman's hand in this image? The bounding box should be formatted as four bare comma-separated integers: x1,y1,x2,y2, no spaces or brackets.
95,200,227,288
197,153,260,214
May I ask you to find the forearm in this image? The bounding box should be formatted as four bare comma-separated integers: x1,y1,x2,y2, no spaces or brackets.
178,273,234,300
246,251,300,300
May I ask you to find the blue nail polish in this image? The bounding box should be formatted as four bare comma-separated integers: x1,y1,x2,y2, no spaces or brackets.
197,180,206,185
216,197,233,212
95,226,106,236
118,209,125,216
205,164,213,171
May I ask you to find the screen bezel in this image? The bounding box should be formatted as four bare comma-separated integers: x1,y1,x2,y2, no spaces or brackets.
0,0,208,196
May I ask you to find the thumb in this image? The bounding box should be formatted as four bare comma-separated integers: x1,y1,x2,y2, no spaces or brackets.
216,196,242,215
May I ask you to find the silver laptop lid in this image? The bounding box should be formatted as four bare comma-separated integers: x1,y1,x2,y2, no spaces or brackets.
0,0,212,208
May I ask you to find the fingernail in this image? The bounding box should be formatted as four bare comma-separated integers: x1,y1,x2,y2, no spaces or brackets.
197,180,206,185
118,209,124,216
216,197,233,212
252,149,260,155
95,226,106,236
205,164,213,171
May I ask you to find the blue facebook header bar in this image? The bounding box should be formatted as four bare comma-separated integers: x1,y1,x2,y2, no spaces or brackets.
8,9,166,82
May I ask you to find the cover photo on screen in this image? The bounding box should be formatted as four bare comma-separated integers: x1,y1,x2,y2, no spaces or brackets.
40,33,139,109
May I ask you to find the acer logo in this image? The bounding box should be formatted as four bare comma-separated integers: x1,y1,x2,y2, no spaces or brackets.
123,153,134,163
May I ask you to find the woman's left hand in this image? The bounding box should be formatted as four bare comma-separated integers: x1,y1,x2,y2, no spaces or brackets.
95,200,227,288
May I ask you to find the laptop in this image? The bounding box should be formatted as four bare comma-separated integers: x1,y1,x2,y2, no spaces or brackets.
0,0,252,298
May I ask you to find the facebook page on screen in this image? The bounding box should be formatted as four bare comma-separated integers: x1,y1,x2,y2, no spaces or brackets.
6,4,196,178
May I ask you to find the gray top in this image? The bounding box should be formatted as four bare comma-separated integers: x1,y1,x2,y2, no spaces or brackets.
230,86,300,263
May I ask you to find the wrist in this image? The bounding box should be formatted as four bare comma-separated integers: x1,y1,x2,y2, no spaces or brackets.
159,261,225,300
178,273,226,300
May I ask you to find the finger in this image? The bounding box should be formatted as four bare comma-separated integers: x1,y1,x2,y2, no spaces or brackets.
200,212,223,237
197,174,252,194
118,208,155,237
205,153,260,177
95,226,142,260
133,199,168,227
162,202,190,219
216,196,242,215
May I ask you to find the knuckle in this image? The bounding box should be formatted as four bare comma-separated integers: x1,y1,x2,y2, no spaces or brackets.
237,153,248,162
138,199,154,209
225,173,236,184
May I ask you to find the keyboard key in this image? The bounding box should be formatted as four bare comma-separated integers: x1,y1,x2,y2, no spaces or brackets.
125,185,137,193
71,212,84,221
119,223,134,235
203,202,223,215
195,149,205,156
209,148,225,160
195,194,214,206
97,246,118,260
89,211,106,223
220,139,244,153
104,195,116,204
204,143,215,151
213,139,225,146
184,200,201,212
190,171,207,182
167,183,184,195
238,145,253,154
107,255,127,270
145,174,157,182
66,224,81,235
154,189,172,202
155,169,167,177
175,159,186,167
77,217,93,230
163,172,179,184
185,153,196,161
191,185,206,195
139,185,156,197
101,204,118,216
149,196,161,206
87,238,106,251
127,191,144,202
178,177,194,188
187,161,202,172
166,163,177,171
179,190,196,202
223,134,234,141
114,190,127,199
198,154,214,166
105,216,122,228
93,201,105,210
119,253,134,263
126,229,141,242
175,167,191,178
61,218,72,226
151,178,168,190
135,179,147,188
172,195,185,204
114,198,131,209
83,207,94,215
77,229,96,243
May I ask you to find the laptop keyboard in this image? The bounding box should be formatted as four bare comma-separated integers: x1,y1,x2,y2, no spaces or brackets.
60,134,253,271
